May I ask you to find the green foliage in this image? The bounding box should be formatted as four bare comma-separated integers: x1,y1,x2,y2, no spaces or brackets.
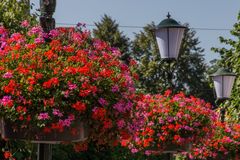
132,22,214,103
211,12,240,122
0,0,37,33
93,14,131,64
0,138,35,160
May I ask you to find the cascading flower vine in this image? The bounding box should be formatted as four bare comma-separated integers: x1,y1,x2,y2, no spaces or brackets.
0,22,138,146
124,90,218,155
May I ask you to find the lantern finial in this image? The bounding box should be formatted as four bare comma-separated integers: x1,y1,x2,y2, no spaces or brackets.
167,12,171,19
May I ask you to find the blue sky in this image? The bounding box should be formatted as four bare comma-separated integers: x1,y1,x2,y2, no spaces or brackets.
31,0,240,64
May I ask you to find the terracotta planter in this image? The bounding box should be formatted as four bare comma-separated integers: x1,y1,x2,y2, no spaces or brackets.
0,119,88,144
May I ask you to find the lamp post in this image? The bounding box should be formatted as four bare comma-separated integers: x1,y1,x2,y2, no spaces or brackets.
155,13,186,91
38,1,56,160
210,67,236,122
155,14,237,160
40,0,56,33
155,13,187,160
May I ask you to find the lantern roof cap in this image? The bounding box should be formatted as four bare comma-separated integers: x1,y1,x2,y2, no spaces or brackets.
210,67,237,77
157,13,186,29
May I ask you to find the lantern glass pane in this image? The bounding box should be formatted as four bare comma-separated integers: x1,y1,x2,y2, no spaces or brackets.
156,28,168,58
213,75,236,99
168,28,185,59
223,75,235,98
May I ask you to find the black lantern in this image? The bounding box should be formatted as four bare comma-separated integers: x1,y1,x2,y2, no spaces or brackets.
155,13,186,60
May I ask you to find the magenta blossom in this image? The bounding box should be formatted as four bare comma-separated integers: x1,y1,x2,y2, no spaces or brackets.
111,85,119,93
59,119,72,127
68,114,75,121
131,148,138,153
34,37,45,44
21,20,29,27
2,72,13,79
111,48,121,57
98,98,108,106
28,26,43,36
63,90,69,98
68,82,77,90
38,113,50,120
49,29,59,38
0,96,12,106
117,119,126,129
52,109,63,117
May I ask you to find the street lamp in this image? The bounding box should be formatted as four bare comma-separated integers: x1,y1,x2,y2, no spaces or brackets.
210,67,236,100
155,13,187,160
155,13,186,60
155,14,236,159
210,67,236,123
155,13,187,92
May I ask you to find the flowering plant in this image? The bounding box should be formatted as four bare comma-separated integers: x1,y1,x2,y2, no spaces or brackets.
187,122,240,160
0,22,137,145
124,91,217,155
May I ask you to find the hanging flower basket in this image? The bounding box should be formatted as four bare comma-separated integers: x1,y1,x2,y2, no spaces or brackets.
0,23,137,145
0,118,88,144
124,91,217,156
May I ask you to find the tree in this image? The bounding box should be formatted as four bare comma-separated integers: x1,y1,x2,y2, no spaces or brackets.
211,12,240,122
93,14,131,64
0,0,37,33
132,22,214,103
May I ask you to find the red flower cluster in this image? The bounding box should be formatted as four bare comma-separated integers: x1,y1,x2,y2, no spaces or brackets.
2,151,15,160
92,107,106,120
72,101,86,112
